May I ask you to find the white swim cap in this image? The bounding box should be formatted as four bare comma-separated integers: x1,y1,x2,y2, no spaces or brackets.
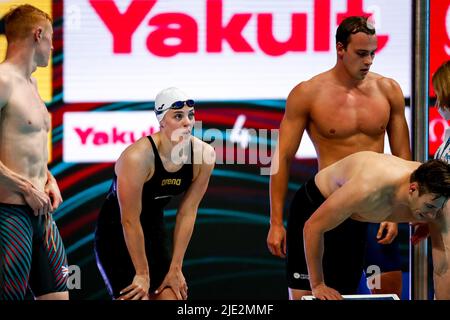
154,87,194,122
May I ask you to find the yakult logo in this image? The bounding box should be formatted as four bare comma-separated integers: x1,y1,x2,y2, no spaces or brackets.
75,127,156,145
63,112,160,162
89,0,388,57
64,0,411,102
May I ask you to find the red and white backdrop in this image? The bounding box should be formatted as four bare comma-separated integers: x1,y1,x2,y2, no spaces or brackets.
4,0,414,299
429,0,450,156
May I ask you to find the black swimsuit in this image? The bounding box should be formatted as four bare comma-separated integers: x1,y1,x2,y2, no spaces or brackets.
286,178,368,293
94,136,193,299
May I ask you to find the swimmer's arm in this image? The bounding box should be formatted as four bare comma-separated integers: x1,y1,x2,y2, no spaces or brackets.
171,144,215,270
0,73,12,110
270,83,311,227
0,75,28,191
429,216,450,299
303,181,365,289
45,170,63,211
116,148,152,278
0,75,51,214
383,78,411,160
268,83,312,257
0,161,35,195
380,78,411,243
0,161,53,216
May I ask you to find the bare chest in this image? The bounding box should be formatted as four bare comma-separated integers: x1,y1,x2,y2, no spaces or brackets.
159,154,185,173
5,83,50,133
309,91,390,139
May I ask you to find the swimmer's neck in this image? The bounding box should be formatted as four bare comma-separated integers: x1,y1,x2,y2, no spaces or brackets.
156,132,190,160
4,45,38,79
331,64,365,88
391,175,414,208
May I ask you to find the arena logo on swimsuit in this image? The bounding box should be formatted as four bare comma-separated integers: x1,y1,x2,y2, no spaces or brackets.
88,0,388,57
161,178,182,186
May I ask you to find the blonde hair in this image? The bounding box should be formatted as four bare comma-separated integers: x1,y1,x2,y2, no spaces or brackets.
3,4,52,41
432,60,450,110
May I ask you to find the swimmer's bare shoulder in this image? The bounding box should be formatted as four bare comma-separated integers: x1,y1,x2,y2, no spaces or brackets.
369,71,403,96
0,66,14,109
286,71,333,115
291,70,332,95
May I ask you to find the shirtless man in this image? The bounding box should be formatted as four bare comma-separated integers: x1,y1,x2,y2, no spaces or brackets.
302,151,450,300
267,16,410,299
0,4,68,300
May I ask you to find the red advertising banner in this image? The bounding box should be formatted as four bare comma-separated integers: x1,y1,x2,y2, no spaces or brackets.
429,0,450,155
429,0,450,96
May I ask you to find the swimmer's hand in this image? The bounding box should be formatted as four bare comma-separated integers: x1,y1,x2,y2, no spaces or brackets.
267,224,286,258
118,274,150,300
155,268,187,300
312,283,343,300
23,183,52,216
376,222,398,244
44,175,63,211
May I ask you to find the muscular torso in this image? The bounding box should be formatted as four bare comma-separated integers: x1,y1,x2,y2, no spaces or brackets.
306,72,391,170
0,66,50,204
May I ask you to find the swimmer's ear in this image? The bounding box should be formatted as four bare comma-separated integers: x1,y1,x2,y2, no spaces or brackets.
34,27,43,41
409,182,418,194
336,42,345,58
